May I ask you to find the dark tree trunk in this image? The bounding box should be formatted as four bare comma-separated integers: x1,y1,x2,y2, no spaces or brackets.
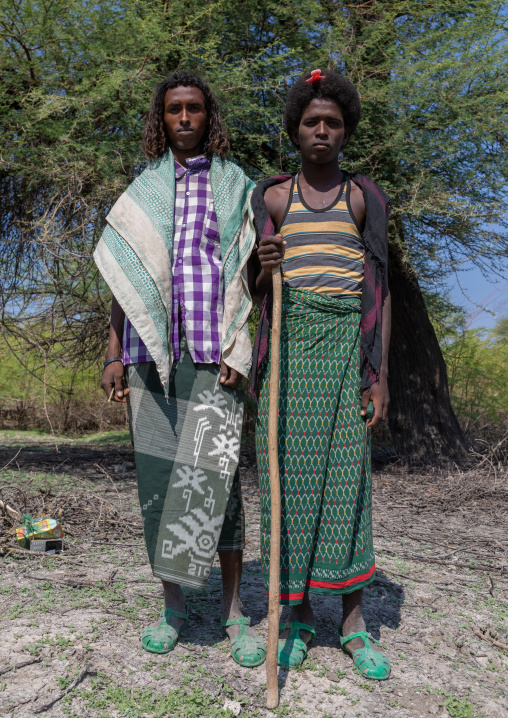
387,242,469,463
342,3,469,463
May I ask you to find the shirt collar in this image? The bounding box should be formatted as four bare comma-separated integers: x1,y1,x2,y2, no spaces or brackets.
174,154,211,179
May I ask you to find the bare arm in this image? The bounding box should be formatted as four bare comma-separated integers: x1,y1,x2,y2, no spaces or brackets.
248,250,267,307
252,234,286,303
361,290,391,428
100,296,130,403
250,181,291,304
351,180,390,427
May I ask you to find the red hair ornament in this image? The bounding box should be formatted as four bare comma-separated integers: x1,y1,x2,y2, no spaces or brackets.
306,69,324,83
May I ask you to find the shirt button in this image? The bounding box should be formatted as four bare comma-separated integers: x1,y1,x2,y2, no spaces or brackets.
178,259,182,264
187,171,191,176
182,223,187,228
174,299,178,304
186,191,190,196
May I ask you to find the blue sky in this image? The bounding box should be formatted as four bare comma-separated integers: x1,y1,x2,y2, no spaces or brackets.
448,262,508,330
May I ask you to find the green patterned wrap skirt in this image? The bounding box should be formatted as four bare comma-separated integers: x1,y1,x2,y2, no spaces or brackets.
126,342,244,590
256,286,375,605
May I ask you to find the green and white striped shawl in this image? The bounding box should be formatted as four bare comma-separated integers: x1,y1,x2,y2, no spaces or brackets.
94,151,256,395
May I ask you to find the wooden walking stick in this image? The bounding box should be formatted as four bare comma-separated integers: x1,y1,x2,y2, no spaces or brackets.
266,267,282,709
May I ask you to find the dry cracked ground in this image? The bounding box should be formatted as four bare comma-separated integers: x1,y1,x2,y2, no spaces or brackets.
0,429,507,718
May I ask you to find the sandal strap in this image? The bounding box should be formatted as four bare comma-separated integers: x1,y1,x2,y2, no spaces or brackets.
279,636,308,654
339,629,378,648
222,615,251,628
288,621,316,637
278,620,316,636
161,606,188,621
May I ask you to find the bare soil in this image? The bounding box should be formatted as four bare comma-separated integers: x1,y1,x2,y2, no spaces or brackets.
0,431,507,718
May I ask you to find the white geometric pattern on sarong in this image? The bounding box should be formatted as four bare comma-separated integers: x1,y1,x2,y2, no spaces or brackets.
188,550,213,578
209,434,241,462
161,508,224,561
173,465,208,495
194,390,227,417
142,492,161,512
159,389,241,572
193,416,211,467
204,486,215,514
222,400,242,436
182,488,192,513
218,455,232,492
197,399,241,493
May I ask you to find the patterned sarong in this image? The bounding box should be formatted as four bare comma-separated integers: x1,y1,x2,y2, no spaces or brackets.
127,341,244,590
256,286,375,605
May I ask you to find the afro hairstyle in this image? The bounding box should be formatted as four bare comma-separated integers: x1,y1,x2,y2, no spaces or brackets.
284,70,361,147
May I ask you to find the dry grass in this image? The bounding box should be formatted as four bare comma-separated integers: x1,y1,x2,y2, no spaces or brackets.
0,393,128,434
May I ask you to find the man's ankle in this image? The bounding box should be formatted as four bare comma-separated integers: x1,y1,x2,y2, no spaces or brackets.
290,601,314,624
162,581,185,607
221,594,243,618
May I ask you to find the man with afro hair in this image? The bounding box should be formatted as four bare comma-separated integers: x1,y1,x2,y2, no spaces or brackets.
95,71,265,667
249,68,392,679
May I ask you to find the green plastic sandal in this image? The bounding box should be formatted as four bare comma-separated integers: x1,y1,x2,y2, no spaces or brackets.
278,621,316,669
222,616,266,668
339,628,391,680
141,606,189,654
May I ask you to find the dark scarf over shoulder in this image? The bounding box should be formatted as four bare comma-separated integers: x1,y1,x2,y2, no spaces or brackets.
249,172,390,400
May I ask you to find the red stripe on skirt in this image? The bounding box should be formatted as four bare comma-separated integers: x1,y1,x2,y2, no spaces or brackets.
275,564,376,602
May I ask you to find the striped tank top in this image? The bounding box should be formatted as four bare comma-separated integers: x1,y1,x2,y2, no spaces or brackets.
279,175,364,297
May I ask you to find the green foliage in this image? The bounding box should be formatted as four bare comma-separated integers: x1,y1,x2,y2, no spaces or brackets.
444,695,483,718
441,315,508,435
55,676,74,691
493,315,508,339
248,303,260,344
0,334,98,401
0,333,111,433
27,633,73,656
77,675,236,717
424,288,468,344
0,0,507,389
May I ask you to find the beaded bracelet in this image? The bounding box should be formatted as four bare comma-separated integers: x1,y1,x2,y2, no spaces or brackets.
102,356,123,370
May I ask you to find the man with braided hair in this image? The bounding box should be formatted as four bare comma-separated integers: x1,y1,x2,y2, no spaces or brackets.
250,69,391,678
95,71,265,667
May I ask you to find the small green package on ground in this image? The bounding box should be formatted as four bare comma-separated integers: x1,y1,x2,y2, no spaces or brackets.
15,513,64,549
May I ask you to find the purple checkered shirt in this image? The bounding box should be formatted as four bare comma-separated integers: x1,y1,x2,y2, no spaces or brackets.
122,155,223,366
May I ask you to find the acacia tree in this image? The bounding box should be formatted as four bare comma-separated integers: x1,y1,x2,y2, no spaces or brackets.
334,1,508,461
1,0,507,461
220,0,508,461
